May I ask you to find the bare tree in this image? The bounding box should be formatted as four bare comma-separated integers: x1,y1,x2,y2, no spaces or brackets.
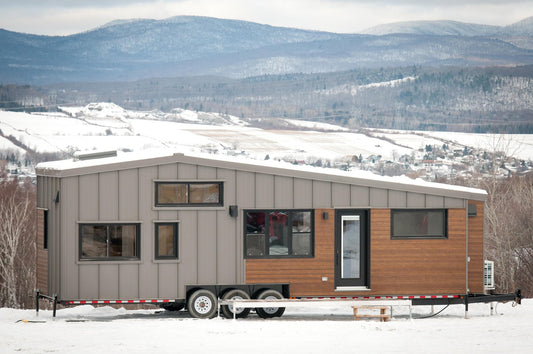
482,174,533,296
0,172,36,308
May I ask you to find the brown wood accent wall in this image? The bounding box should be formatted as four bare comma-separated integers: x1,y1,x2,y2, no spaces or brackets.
368,209,466,295
467,200,485,293
245,209,335,296
36,208,48,295
246,208,473,297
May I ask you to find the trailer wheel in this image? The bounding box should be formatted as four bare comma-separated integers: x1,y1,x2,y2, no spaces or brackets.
256,289,285,319
187,289,218,319
221,289,251,319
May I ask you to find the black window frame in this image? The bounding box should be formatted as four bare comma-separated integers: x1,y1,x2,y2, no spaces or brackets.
79,223,141,261
154,222,179,260
155,181,223,207
244,209,315,259
390,209,448,239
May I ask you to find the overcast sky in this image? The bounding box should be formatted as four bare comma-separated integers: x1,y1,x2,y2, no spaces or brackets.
1,0,532,35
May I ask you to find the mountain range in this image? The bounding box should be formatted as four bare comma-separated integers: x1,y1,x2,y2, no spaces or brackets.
1,16,532,85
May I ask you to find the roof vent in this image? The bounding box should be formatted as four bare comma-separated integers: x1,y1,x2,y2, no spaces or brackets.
76,150,117,161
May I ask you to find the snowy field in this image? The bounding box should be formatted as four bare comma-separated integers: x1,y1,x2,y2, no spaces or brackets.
2,105,533,164
0,300,529,353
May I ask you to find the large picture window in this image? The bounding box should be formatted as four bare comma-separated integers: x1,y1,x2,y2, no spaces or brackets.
155,182,223,207
80,223,140,260
391,209,447,239
155,222,179,259
245,209,313,258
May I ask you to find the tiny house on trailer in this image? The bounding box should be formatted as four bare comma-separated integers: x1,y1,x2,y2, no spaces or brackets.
36,150,492,318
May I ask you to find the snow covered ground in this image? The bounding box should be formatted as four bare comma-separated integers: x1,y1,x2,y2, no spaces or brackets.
0,300,529,353
2,104,533,163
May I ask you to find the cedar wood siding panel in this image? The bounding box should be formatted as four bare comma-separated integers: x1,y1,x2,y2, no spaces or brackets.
246,208,469,296
468,200,484,293
368,208,466,295
245,209,335,296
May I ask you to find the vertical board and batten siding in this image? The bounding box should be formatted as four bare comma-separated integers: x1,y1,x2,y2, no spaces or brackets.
36,209,48,294
157,163,179,299
36,175,61,296
37,154,483,301
138,166,158,299
51,160,246,300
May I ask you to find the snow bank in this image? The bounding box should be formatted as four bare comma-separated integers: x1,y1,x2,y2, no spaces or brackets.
0,300,530,353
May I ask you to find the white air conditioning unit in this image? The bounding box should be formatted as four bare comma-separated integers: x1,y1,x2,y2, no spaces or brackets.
484,260,495,291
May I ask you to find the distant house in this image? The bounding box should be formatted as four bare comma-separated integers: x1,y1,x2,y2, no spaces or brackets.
36,150,488,318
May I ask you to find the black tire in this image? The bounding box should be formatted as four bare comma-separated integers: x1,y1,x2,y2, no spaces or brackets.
221,289,251,319
160,302,185,312
256,289,285,319
187,289,218,319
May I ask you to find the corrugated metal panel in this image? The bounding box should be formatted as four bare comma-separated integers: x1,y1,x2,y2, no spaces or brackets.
79,174,98,220
217,168,240,284
445,197,465,209
119,264,139,299
198,210,217,284
426,195,445,208
274,176,294,208
388,190,407,208
178,163,197,179
79,265,99,299
158,263,178,299
138,166,158,299
407,192,425,208
236,171,255,208
61,176,79,300
119,169,139,220
178,210,198,297
99,264,119,299
331,183,350,207
312,180,331,208
99,171,118,221
369,188,388,207
256,173,274,208
350,185,370,207
294,178,312,208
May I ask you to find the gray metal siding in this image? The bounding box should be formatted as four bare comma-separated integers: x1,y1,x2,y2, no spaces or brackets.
332,183,350,207
138,166,158,299
61,177,78,300
48,155,475,302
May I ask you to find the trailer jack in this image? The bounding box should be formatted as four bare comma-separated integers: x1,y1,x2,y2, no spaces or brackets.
35,289,58,318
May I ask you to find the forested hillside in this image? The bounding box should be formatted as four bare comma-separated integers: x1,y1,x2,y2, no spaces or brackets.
42,65,533,133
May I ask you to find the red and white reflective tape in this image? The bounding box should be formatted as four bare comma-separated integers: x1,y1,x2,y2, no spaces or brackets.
65,299,175,305
297,295,461,300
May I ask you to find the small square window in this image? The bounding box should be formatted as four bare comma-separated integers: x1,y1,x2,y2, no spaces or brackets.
155,223,178,259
